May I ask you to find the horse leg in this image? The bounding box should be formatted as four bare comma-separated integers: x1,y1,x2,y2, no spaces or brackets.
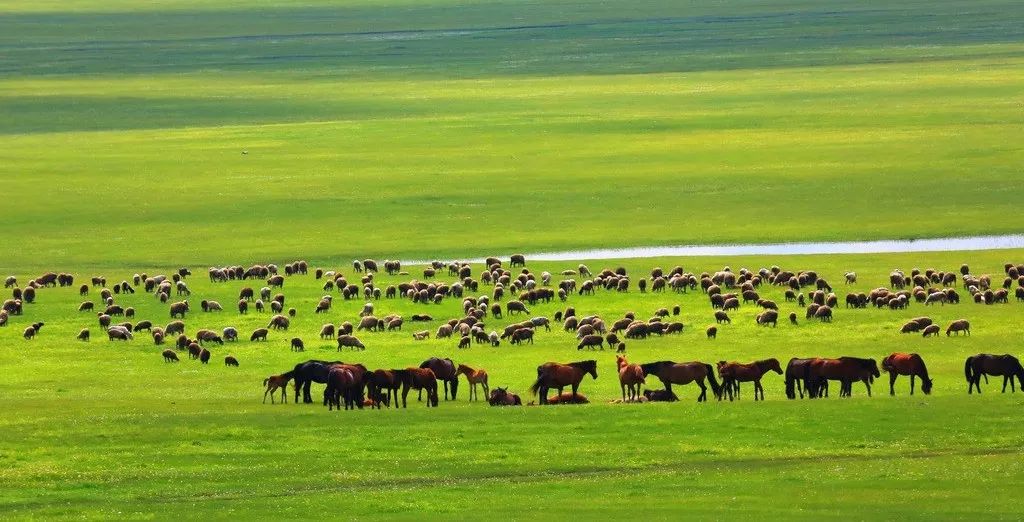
304,381,313,404
264,388,270,404
1002,376,1008,393
755,380,762,401
402,386,409,409
697,381,707,402
909,375,915,396
889,373,897,396
539,386,548,405
864,378,871,397
621,382,626,401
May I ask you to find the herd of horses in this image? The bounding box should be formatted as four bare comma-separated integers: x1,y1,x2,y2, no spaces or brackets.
6,255,1024,408
263,351,1024,409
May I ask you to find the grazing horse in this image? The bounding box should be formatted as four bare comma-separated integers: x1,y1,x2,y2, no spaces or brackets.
784,358,816,399
324,366,357,411
420,357,459,401
616,355,645,401
808,357,879,398
366,369,403,409
291,360,344,404
324,364,368,410
529,360,598,405
488,387,523,406
882,353,933,395
718,358,783,401
456,364,489,401
397,368,439,407
965,354,1024,394
639,361,722,402
263,371,294,404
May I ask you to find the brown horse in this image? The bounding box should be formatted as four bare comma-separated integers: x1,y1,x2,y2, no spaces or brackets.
398,368,439,407
366,369,403,409
488,387,523,406
263,371,293,404
965,354,1024,394
808,357,879,398
640,361,722,402
529,360,597,405
324,364,367,410
456,364,489,401
882,353,933,395
616,355,645,401
718,358,783,401
324,366,357,411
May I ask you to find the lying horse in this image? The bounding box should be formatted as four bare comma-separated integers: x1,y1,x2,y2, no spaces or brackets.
529,360,597,405
488,387,523,406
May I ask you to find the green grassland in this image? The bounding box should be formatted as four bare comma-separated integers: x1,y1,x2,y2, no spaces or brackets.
3,0,1024,519
2,250,1024,519
1,0,1024,269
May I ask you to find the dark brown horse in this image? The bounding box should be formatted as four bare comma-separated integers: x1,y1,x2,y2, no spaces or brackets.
808,357,879,398
784,358,816,399
718,358,783,401
529,360,597,405
397,368,439,407
965,354,1024,394
420,357,458,401
488,387,523,406
640,361,722,402
882,353,933,395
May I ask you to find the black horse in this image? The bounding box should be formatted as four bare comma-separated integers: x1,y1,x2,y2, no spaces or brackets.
965,354,1024,394
292,360,344,404
420,357,459,401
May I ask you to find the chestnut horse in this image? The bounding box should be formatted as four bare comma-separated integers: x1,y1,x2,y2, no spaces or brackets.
397,368,439,407
456,364,489,401
488,387,523,406
808,357,879,398
882,353,933,395
529,360,598,405
639,361,722,402
965,354,1024,394
366,369,403,409
262,371,294,404
718,358,783,401
616,355,645,401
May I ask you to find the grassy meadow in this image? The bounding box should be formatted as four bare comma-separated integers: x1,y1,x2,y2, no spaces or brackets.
3,251,1024,519
3,0,1024,519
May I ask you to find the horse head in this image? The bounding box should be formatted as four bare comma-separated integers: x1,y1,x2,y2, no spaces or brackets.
922,378,934,394
766,358,783,375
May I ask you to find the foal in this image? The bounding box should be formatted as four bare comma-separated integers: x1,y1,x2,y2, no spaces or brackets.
456,364,489,401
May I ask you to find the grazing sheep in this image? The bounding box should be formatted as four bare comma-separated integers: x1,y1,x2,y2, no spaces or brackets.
577,334,604,350
223,327,238,342
162,349,179,362
77,329,90,341
413,330,430,340
107,326,133,341
199,348,211,364
946,319,970,336
489,331,500,346
196,329,223,345
169,301,190,318
319,324,336,339
337,335,365,351
458,336,471,349
79,302,94,312
616,342,626,353
250,328,269,342
267,314,290,330
224,355,239,367
814,305,833,322
922,325,941,337
291,338,305,352
900,321,922,334
714,311,731,324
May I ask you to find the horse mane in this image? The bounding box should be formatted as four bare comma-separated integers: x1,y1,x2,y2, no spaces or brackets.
640,360,674,376
569,360,597,372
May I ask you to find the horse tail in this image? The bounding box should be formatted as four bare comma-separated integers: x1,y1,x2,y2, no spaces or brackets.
704,363,722,399
964,356,974,384
263,378,269,387
529,369,546,396
785,372,795,399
